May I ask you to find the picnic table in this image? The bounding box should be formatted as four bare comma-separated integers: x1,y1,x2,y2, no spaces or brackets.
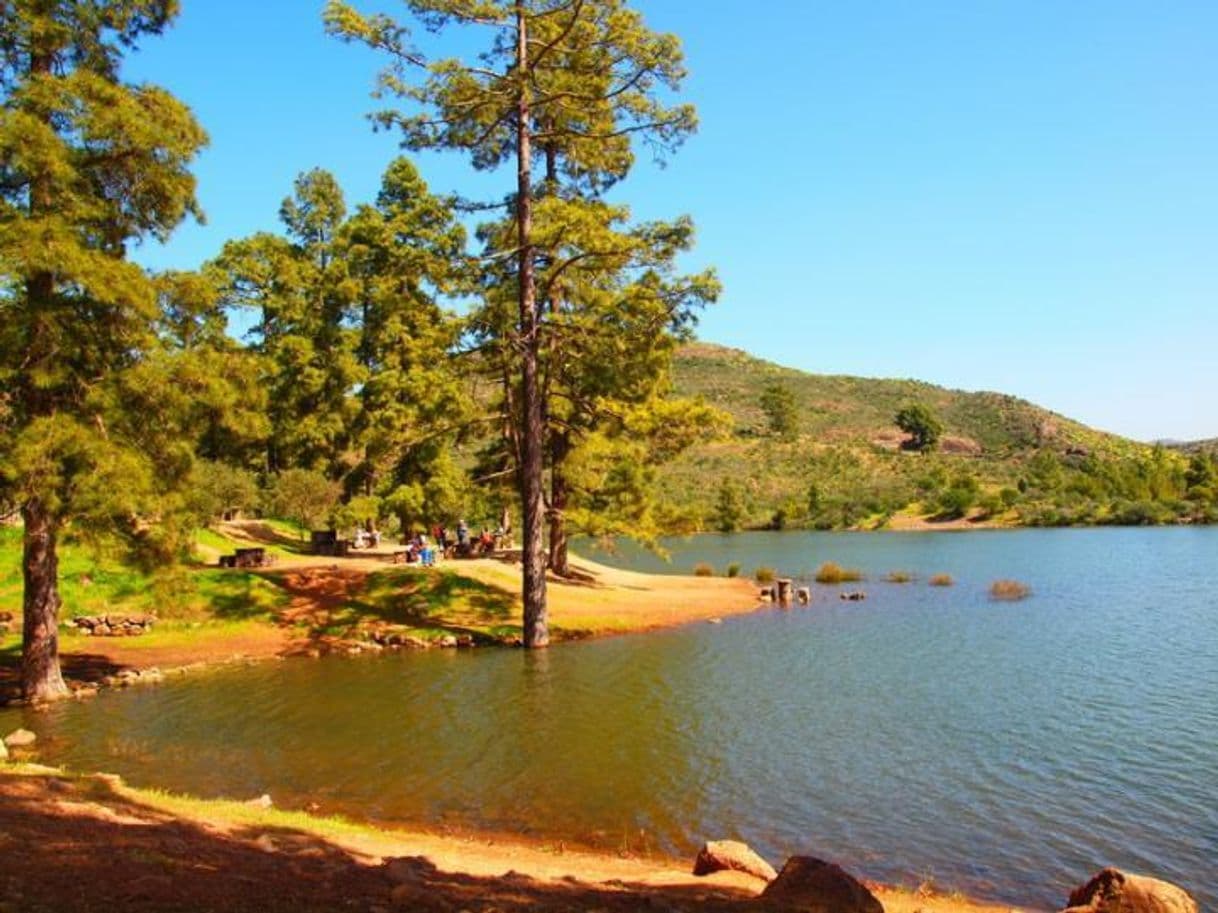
219,547,274,569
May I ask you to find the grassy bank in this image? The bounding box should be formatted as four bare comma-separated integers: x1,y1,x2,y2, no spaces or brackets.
0,523,758,700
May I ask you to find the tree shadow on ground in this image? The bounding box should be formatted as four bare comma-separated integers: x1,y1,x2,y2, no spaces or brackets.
0,771,756,913
270,567,518,645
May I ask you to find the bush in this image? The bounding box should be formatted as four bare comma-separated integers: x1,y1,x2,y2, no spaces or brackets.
754,566,776,584
990,579,1030,601
885,571,914,583
693,562,715,577
928,573,954,587
815,561,863,584
726,562,741,578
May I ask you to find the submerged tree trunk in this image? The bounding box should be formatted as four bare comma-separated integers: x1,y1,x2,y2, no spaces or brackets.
21,499,68,702
516,2,548,648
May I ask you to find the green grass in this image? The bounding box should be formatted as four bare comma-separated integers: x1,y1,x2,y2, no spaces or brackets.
0,526,291,625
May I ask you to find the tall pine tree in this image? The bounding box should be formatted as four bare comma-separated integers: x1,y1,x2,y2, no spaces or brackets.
0,1,207,700
326,0,700,646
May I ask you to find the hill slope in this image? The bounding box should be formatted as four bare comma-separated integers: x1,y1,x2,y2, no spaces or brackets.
657,343,1210,529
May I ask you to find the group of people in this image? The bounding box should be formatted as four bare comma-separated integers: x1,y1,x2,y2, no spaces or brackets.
430,519,502,558
367,518,506,567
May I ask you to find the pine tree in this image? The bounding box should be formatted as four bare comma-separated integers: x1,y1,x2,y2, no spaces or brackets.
326,0,700,646
0,1,207,701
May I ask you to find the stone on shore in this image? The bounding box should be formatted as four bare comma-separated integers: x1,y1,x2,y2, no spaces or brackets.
1062,868,1198,913
245,794,274,809
693,839,777,882
759,856,883,913
4,728,37,749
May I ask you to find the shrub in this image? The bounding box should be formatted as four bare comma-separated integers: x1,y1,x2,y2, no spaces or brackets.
885,571,914,583
693,562,715,577
990,579,1030,601
815,561,863,584
928,573,954,587
754,566,776,584
726,562,741,578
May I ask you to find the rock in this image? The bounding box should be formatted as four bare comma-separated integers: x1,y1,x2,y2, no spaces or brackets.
246,794,273,809
1062,868,1198,913
693,839,778,882
759,856,883,913
4,728,38,748
455,634,475,648
0,739,7,761
4,730,37,749
437,635,458,648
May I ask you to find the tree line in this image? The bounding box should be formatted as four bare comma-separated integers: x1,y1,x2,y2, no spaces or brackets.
1,0,722,701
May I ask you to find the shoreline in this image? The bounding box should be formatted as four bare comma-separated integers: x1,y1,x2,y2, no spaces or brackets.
0,763,1036,913
0,552,763,705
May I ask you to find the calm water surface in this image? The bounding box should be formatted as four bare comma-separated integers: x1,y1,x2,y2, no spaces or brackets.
3,528,1216,908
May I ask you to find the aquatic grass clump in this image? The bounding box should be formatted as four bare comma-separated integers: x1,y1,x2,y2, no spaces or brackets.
725,562,741,578
754,566,776,584
693,562,715,577
928,573,954,587
989,579,1031,601
885,571,915,584
814,561,863,584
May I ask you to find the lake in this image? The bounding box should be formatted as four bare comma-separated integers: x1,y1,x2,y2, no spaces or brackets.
3,527,1215,908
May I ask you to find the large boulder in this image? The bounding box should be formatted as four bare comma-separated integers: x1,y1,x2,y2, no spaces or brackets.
4,729,37,748
693,839,778,882
1062,868,1198,913
759,856,883,913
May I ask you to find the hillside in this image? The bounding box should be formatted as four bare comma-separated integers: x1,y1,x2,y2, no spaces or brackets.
658,343,1211,529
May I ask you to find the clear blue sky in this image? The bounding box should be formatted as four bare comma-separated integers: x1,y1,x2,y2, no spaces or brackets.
124,1,1218,442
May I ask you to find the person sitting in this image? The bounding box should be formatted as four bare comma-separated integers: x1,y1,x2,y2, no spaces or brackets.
478,528,495,555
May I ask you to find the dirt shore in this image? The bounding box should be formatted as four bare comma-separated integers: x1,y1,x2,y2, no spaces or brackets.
0,765,1034,913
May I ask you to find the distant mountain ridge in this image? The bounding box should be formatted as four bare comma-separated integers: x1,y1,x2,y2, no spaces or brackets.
656,343,1207,529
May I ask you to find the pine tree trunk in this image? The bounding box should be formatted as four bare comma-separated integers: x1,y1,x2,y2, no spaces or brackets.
541,142,572,579
516,2,549,648
548,431,571,577
21,499,68,702
20,42,68,703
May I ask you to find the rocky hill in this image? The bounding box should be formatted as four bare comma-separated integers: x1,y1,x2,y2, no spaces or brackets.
656,343,1204,529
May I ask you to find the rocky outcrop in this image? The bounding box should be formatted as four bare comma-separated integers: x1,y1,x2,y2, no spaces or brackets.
759,857,883,913
692,839,778,882
72,614,155,637
1062,868,1199,913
